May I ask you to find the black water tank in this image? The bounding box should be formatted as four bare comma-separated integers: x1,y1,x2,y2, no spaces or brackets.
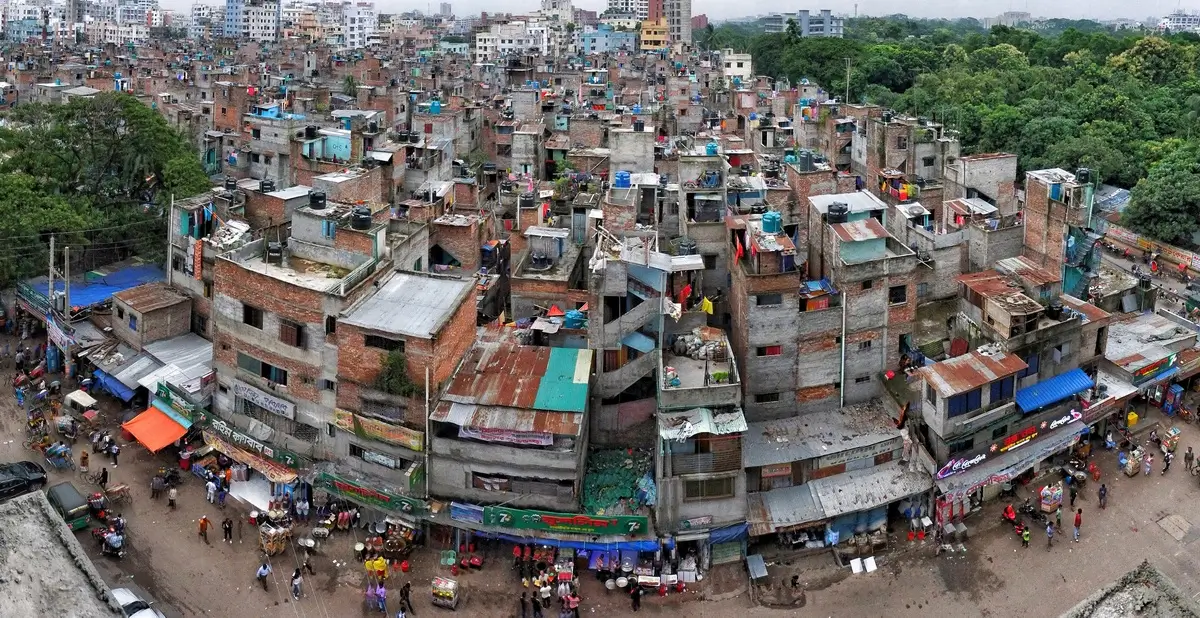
409,132,420,144
1076,168,1092,184
260,179,276,192
828,203,849,223
304,125,318,139
1046,300,1064,320
676,237,696,255
1139,274,1152,290
309,191,327,210
266,242,283,264
519,192,535,211
224,177,237,191
368,120,379,133
351,206,372,230
740,164,752,177
633,119,645,132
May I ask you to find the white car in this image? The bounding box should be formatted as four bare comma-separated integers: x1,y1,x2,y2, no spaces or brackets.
110,588,166,618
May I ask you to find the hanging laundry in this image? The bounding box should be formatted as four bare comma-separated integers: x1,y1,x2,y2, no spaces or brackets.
677,284,693,305
700,297,714,314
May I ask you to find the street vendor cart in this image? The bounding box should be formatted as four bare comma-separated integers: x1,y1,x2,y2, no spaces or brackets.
431,576,465,610
1161,426,1182,454
1123,445,1145,477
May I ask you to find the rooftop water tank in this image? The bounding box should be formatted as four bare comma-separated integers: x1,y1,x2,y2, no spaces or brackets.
350,206,372,230
430,100,441,114
762,211,782,234
224,177,238,191
309,191,327,210
260,179,276,192
633,119,645,132
519,192,536,210
632,104,641,114
676,237,697,255
828,203,849,223
614,171,632,188
799,150,814,172
705,142,718,156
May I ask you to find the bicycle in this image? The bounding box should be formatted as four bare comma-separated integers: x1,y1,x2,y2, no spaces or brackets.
83,470,105,486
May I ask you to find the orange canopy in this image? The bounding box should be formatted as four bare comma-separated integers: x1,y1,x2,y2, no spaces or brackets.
122,406,188,453
547,305,565,317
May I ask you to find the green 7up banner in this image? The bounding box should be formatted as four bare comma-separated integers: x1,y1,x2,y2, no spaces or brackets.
484,507,649,537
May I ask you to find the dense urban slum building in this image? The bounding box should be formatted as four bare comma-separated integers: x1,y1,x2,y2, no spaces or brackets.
2,1,1187,597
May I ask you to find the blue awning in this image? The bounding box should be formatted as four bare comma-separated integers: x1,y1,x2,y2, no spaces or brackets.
621,331,656,354
493,532,661,552
709,522,749,544
151,398,193,429
92,369,135,402
1015,368,1094,413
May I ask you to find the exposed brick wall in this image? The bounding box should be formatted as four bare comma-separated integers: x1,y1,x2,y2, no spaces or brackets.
431,219,482,273
335,228,377,256
314,167,386,204
510,275,588,320
214,330,322,404
243,192,288,231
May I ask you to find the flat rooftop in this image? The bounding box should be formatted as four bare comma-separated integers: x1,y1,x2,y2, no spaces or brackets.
0,492,120,616
743,402,901,468
515,241,581,282
810,192,887,214
238,253,353,292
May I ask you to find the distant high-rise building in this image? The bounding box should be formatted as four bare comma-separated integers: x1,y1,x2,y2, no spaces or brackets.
665,0,689,45
440,2,451,17
690,13,706,30
760,10,843,38
981,11,1032,29
608,0,648,21
647,0,662,22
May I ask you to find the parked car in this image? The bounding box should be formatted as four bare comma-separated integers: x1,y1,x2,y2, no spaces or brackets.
45,481,90,530
111,588,166,618
0,461,47,501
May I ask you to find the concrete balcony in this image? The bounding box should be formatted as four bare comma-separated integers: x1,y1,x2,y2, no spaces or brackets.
597,350,658,399
596,298,660,348
660,339,741,410
430,437,579,474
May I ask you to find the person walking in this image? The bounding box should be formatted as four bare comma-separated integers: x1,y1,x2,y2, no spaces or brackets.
1046,522,1054,549
109,442,120,467
1073,509,1083,542
150,475,163,500
222,517,234,543
375,582,388,613
198,516,212,544
1099,484,1108,509
400,582,415,616
1163,450,1174,475
296,496,310,522
98,466,109,490
532,597,544,618
630,586,642,612
205,479,217,504
1021,526,1030,548
1055,506,1062,531
1186,447,1195,473
291,569,303,600
256,563,272,591
520,592,529,618
168,486,178,509
1069,484,1078,507
1144,453,1154,476
539,580,552,609
79,450,88,474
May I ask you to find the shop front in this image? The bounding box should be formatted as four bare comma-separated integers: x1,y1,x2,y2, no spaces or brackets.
312,470,426,552
193,411,300,511
935,418,1087,523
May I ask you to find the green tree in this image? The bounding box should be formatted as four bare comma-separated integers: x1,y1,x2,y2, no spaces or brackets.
343,74,360,96
1108,36,1194,84
1123,144,1200,243
785,19,799,39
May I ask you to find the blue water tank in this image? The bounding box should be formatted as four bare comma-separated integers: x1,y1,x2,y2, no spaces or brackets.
784,154,798,164
430,100,441,114
762,211,782,234
632,104,641,114
564,310,585,329
705,142,718,156
614,171,632,188
750,112,758,120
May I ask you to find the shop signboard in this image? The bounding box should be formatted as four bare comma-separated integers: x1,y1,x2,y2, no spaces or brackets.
936,452,988,480
760,463,792,478
680,515,713,530
46,315,75,349
483,507,649,537
201,432,297,484
361,448,400,470
1132,355,1176,386
156,382,195,422
995,425,1038,453
194,410,300,469
314,471,426,515
450,501,485,524
234,380,296,420
334,409,424,452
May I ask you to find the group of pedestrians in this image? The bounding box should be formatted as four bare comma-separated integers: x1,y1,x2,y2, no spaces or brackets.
520,578,582,618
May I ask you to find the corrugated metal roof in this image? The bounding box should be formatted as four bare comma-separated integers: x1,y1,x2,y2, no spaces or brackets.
920,351,1027,397
809,460,933,519
995,256,1061,287
114,352,164,389
1015,368,1095,413
430,402,583,436
830,218,889,242
658,407,747,440
810,192,886,214
342,272,473,338
743,404,900,468
143,333,214,388
441,341,593,413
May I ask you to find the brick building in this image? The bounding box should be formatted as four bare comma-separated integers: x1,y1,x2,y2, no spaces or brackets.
110,283,193,352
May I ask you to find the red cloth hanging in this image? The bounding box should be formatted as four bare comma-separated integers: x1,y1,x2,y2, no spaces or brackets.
677,284,692,304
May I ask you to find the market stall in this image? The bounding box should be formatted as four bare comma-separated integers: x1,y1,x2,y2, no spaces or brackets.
431,577,464,610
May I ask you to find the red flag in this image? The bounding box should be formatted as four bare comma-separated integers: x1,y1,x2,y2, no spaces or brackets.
749,239,758,257
735,237,744,265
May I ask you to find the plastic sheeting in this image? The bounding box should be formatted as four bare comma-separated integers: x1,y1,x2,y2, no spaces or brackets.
708,523,749,545
28,264,164,309
826,506,888,545
493,532,661,552
92,369,135,402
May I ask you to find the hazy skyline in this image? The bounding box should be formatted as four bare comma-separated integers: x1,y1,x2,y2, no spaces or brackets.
161,0,1188,23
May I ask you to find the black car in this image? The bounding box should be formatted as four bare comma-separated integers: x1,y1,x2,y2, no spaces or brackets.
0,461,48,501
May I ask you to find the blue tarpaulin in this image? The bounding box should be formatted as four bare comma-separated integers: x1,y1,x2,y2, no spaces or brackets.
93,369,135,402
708,522,749,544
1015,368,1094,413
28,264,164,309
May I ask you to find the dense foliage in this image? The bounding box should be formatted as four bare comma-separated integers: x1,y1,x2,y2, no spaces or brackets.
710,17,1200,244
0,92,210,287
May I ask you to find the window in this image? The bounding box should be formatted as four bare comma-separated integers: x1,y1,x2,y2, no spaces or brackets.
859,340,872,351
756,294,782,306
325,316,337,335
736,62,743,68
896,136,908,150
279,322,305,348
251,128,261,139
171,255,183,271
754,392,780,403
321,219,337,240
1053,342,1071,363
192,314,208,335
922,155,936,167
724,62,731,68
364,335,405,352
855,376,871,384
702,254,717,269
319,379,336,392
236,352,288,385
203,281,213,299
917,282,929,299
756,346,782,357
683,475,735,500
128,315,138,331
242,304,264,329
861,279,873,290
992,425,1008,440
117,306,125,319
948,437,973,455
925,383,936,405
889,285,907,304
948,388,982,417
1017,353,1040,378
990,376,1015,402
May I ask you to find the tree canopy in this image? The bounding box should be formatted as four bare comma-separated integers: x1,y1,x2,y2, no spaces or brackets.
0,92,210,287
715,17,1200,243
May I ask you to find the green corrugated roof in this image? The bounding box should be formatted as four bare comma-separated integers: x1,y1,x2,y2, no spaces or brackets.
533,347,592,413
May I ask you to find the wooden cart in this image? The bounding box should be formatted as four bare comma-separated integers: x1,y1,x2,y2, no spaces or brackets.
431,577,466,610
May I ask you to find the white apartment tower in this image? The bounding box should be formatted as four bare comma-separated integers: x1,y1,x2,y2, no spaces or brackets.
606,0,647,21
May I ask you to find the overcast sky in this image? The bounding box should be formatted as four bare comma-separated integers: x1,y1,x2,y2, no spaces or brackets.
167,0,1182,24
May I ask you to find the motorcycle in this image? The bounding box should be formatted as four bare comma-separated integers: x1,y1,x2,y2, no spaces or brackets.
1019,499,1047,525
99,532,126,559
